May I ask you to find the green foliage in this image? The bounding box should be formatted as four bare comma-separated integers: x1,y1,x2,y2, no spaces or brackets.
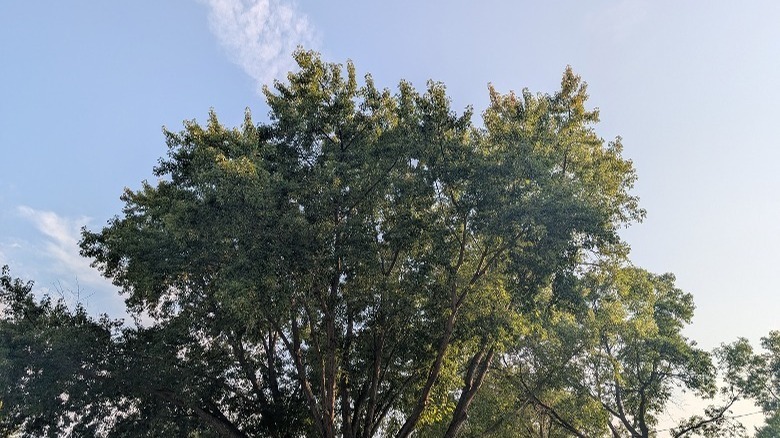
465,264,755,438
756,411,780,438
757,331,780,412
0,266,124,437
724,331,780,437
3,50,645,437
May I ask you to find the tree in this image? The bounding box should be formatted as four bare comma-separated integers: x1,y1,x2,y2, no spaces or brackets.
725,331,780,437
0,266,126,437
3,50,642,437
461,265,754,438
757,331,780,431
755,412,780,438
0,263,312,438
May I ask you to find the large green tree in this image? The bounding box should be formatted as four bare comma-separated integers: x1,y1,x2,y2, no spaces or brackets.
2,50,642,437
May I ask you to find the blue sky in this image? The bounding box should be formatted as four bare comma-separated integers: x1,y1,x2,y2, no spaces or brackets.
2,0,779,364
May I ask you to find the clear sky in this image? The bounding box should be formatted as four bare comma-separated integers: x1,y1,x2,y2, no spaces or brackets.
1,0,779,422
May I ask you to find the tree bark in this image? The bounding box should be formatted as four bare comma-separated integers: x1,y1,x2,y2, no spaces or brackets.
154,389,248,438
444,344,495,437
395,309,458,438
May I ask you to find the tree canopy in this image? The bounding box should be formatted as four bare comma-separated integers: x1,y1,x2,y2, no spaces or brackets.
0,50,764,437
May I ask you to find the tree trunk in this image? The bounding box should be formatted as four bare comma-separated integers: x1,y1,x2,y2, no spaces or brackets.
444,345,495,437
395,309,458,438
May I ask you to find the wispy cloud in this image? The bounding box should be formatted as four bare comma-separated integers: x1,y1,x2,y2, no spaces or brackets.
202,0,317,92
17,206,111,292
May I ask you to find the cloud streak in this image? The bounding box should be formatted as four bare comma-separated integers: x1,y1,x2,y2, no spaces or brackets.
203,0,317,92
17,206,111,292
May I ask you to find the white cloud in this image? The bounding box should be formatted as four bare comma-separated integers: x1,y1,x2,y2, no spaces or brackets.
202,0,317,92
16,206,111,292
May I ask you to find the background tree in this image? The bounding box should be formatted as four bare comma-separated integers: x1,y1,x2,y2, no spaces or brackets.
755,412,780,438
0,266,126,437
449,264,755,438
0,264,313,438
722,331,780,437
757,332,780,433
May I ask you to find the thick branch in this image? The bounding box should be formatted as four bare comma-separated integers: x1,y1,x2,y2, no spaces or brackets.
395,309,459,438
671,394,740,438
275,315,326,437
154,389,248,438
444,344,496,438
